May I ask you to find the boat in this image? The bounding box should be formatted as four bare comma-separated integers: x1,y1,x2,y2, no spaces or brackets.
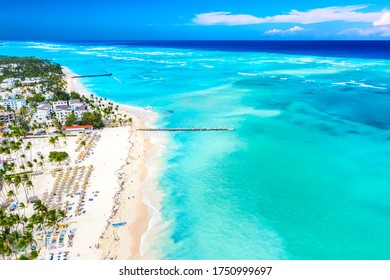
145,105,153,110
112,221,127,227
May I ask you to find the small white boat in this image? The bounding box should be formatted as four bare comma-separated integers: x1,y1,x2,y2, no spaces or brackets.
145,105,153,110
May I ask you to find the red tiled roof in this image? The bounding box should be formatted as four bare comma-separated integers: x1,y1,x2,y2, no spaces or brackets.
62,125,93,130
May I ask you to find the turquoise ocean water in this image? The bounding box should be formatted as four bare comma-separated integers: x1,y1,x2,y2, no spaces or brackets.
1,41,390,259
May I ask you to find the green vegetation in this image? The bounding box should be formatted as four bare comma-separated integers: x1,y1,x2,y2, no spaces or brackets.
48,136,60,147
52,91,70,101
0,119,56,260
0,200,66,260
81,111,104,128
26,93,45,105
48,151,69,165
0,56,63,83
0,55,134,259
70,91,81,100
65,112,78,126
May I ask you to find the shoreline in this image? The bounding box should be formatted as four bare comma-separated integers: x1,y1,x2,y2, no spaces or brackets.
62,66,168,259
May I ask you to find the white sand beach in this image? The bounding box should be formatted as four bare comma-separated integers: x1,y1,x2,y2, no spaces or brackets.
30,67,169,260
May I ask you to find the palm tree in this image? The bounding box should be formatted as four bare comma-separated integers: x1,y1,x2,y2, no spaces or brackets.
33,200,48,218
46,209,60,229
28,247,39,260
22,231,37,258
55,136,60,147
48,137,56,147
26,161,33,173
13,175,25,201
29,213,46,235
7,190,18,203
8,230,21,259
33,158,38,173
26,180,34,197
57,209,67,221
18,202,26,216
25,141,32,162
38,161,44,171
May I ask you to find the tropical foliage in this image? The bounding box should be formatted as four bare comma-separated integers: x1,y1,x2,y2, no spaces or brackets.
0,114,65,260
0,56,63,83
65,111,78,126
0,200,66,260
48,151,69,165
80,111,104,128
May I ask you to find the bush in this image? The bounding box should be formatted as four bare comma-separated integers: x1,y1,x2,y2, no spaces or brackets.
48,151,69,164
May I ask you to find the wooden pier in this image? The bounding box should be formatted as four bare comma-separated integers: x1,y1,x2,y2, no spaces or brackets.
71,73,112,78
137,127,235,132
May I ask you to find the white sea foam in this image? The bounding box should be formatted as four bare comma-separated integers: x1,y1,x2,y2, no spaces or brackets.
112,56,146,62
197,58,226,62
139,133,171,259
87,47,115,51
75,51,94,55
111,55,186,66
112,76,122,83
237,72,258,76
247,59,285,64
315,59,346,66
225,107,282,118
263,68,343,76
152,59,186,65
139,75,164,81
121,50,190,56
26,43,76,51
332,80,387,90
357,83,387,90
332,82,347,85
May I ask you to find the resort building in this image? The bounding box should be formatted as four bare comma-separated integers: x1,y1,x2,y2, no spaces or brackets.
20,78,41,85
69,99,84,110
0,99,26,110
52,100,68,107
52,99,89,123
33,103,53,124
73,105,88,119
54,105,72,124
0,111,16,123
12,87,23,95
0,91,15,100
0,78,17,89
69,99,89,118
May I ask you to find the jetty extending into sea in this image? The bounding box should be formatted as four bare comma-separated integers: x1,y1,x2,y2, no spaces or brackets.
137,127,235,132
71,73,112,78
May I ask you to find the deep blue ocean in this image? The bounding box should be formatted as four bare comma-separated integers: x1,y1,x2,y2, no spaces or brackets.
1,40,390,259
